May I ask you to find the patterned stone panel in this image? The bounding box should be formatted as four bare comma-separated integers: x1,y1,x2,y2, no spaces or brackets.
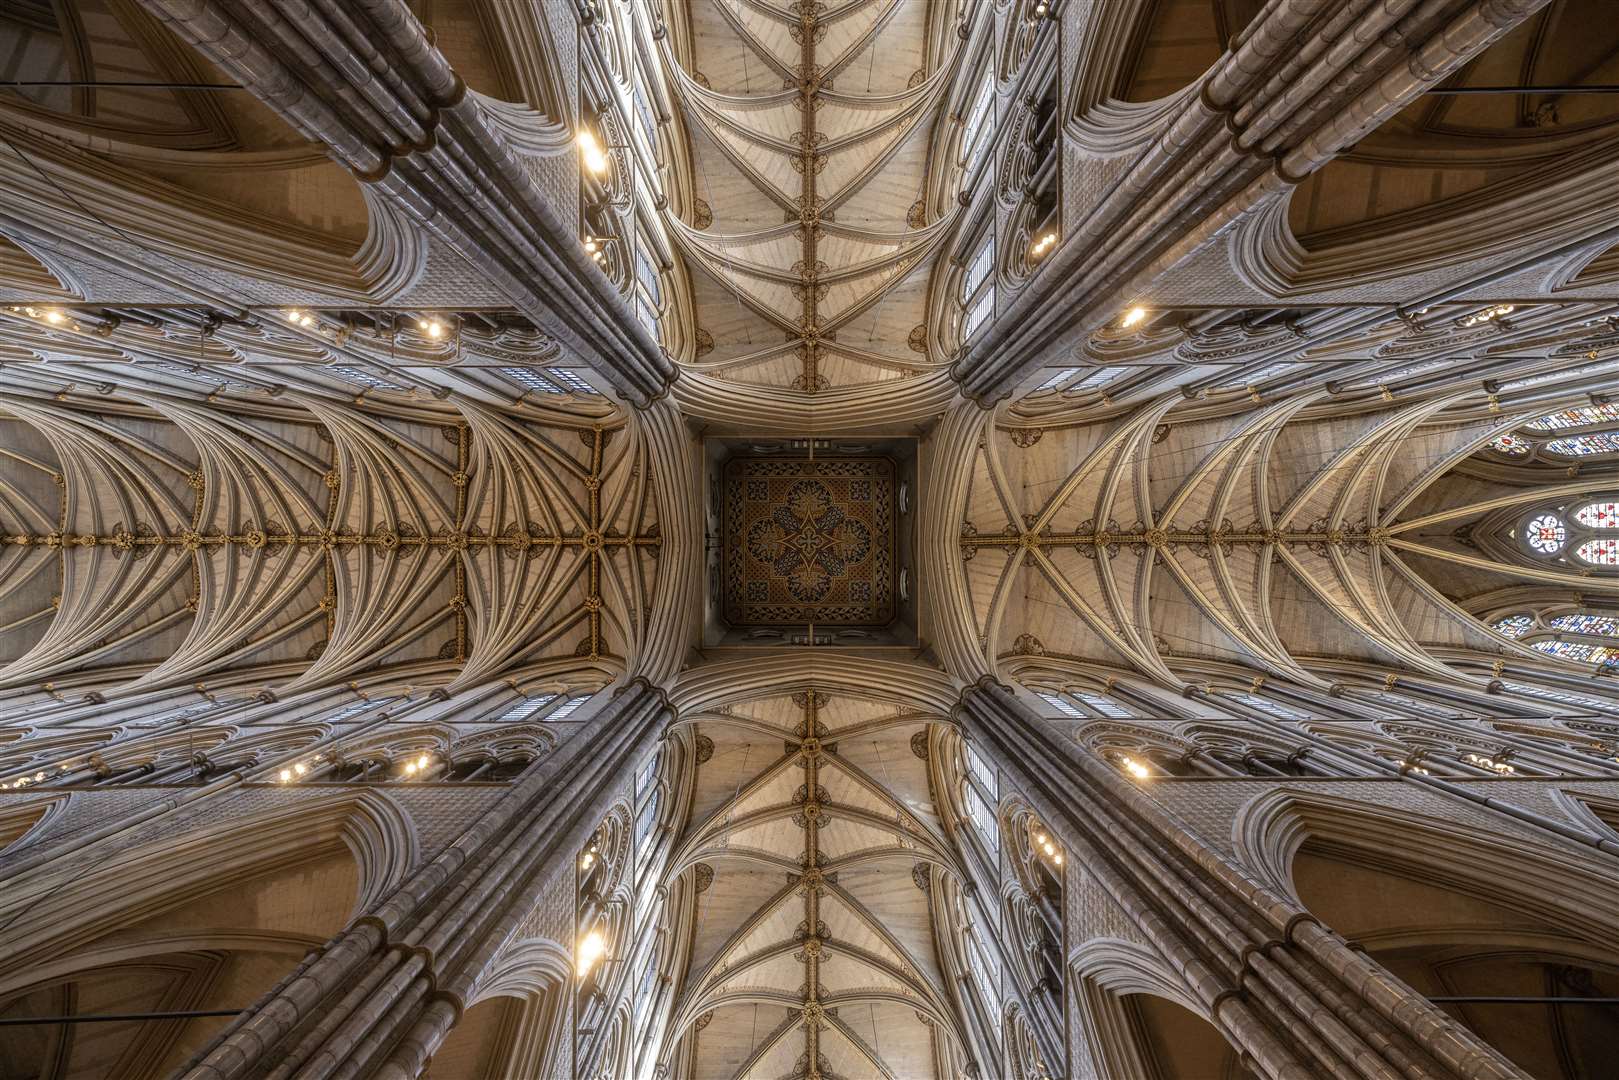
386,786,510,865
516,857,575,944
388,239,512,306
721,457,897,627
1138,777,1586,864
0,789,148,859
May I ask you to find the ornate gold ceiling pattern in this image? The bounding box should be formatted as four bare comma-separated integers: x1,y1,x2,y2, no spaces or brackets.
721,457,895,627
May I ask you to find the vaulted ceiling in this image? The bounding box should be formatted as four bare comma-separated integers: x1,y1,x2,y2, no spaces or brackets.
664,686,971,1079
662,0,959,391
0,392,663,696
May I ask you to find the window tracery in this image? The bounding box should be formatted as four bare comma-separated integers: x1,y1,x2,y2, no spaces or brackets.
1485,403,1619,461
1216,691,1312,722
1515,497,1619,570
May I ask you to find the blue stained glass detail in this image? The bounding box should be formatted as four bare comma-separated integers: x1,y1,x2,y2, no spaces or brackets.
1547,613,1619,638
1525,403,1619,432
1493,614,1534,638
1544,432,1619,456
1531,640,1619,668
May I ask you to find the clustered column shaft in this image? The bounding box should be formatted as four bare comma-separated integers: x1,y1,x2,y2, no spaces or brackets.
139,0,675,406
956,678,1532,1080
176,679,671,1080
953,0,1551,404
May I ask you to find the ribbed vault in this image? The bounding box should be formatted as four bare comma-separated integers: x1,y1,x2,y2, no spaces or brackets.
0,390,666,695
662,0,960,392
948,392,1610,690
663,683,973,1079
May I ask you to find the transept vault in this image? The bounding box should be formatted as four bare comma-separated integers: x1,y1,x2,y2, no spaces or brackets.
3,2,1619,1079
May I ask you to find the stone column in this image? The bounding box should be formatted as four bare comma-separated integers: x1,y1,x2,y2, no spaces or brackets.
140,0,675,407
175,679,672,1080
952,0,1552,404
956,678,1531,1080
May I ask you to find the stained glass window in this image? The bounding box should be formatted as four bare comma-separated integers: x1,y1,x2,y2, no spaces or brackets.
501,368,563,394
1526,513,1567,554
546,693,594,719
1493,614,1534,638
331,366,403,391
1531,640,1619,668
1501,359,1619,392
964,781,998,857
1356,358,1448,386
1574,502,1619,529
966,742,997,797
1070,367,1123,392
1488,432,1531,455
964,236,995,339
1576,538,1619,566
497,694,555,722
1548,613,1619,637
1544,432,1619,457
1525,403,1619,432
545,368,599,395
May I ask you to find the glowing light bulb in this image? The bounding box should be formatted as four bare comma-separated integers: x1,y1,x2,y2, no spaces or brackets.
298,315,314,328
279,768,292,782
286,310,301,322
1041,841,1055,856
424,320,444,339
405,762,417,774
1053,853,1063,864
1120,306,1147,329
43,309,65,325
1034,832,1047,845
581,852,595,870
578,928,606,976
294,762,307,775
577,129,609,175
417,754,430,770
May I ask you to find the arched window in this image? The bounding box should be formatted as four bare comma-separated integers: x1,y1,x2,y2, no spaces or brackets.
961,232,995,340
632,228,665,342
962,741,1000,861
1217,691,1312,722
1492,608,1619,668
1035,688,1134,719
1517,497,1619,569
1486,402,1619,460
1500,680,1619,717
960,75,995,173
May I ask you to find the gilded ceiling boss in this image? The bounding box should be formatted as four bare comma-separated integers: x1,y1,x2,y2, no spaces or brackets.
1,1,1617,1078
